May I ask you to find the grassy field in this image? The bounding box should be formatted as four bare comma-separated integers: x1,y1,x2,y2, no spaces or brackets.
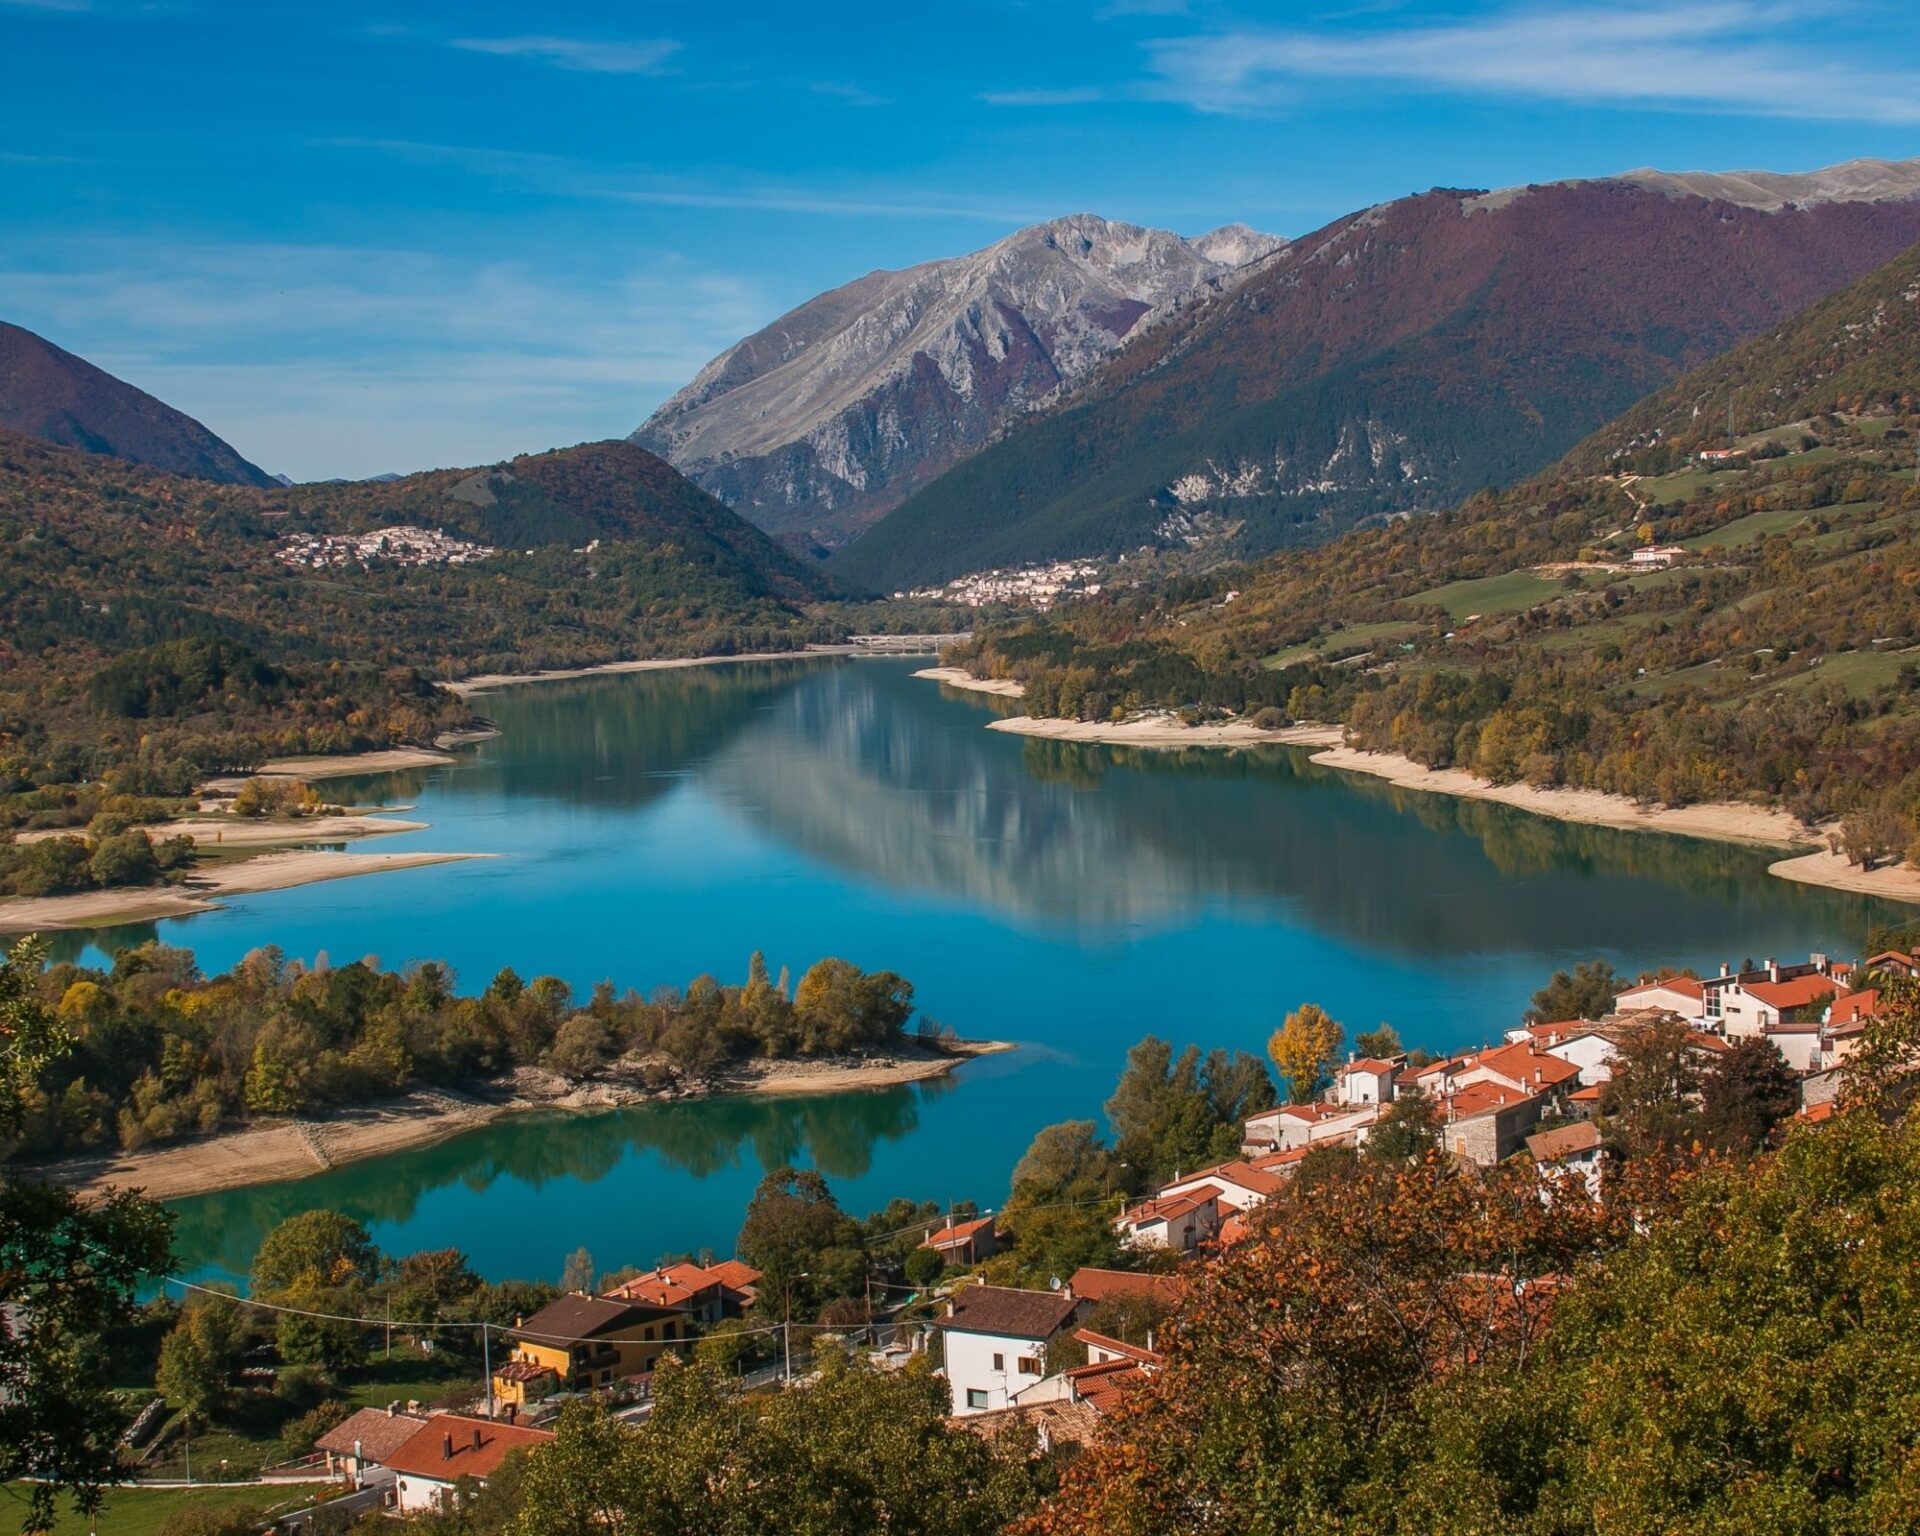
1680,505,1816,550
1261,620,1418,669
21,1483,300,1536
1638,466,1742,503
1775,649,1914,699
340,1357,479,1412
1403,570,1565,620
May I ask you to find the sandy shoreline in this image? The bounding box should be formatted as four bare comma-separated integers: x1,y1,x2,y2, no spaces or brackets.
1308,745,1815,848
249,749,457,781
914,670,1920,902
1768,846,1920,904
0,849,486,933
987,714,1347,749
914,666,1028,698
30,1040,1015,1202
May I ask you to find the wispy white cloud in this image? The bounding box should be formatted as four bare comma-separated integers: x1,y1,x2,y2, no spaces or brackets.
810,81,892,107
314,136,1047,224
981,86,1108,107
0,239,764,480
1144,1,1920,124
450,34,680,74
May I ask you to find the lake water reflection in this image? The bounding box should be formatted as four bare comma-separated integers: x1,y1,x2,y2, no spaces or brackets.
73,658,1893,1283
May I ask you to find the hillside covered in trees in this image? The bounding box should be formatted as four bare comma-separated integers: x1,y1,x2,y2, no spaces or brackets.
831,182,1920,594
943,239,1920,854
0,432,855,814
4,941,917,1161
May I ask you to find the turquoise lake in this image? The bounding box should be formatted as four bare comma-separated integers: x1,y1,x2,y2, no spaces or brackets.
58,656,1896,1287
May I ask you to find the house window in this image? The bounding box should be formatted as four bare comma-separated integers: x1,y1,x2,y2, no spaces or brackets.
966,1389,990,1410
1017,1356,1040,1375
992,1352,1005,1371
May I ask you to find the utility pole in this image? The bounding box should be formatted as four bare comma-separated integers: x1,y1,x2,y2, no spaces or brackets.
482,1323,494,1420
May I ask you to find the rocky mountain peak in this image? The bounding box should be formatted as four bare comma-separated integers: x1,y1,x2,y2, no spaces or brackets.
631,214,1282,547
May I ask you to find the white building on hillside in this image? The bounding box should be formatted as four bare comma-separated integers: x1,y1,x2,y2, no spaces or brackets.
936,1286,1078,1417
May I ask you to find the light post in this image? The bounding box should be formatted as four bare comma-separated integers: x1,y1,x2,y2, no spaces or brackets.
782,1272,810,1384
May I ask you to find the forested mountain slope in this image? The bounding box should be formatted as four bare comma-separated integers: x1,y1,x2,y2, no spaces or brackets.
0,321,273,487
634,215,1282,548
944,238,1920,847
0,434,837,792
836,165,1920,593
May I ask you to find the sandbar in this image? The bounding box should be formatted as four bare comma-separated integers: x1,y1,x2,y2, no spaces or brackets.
1308,745,1813,847
32,1040,1015,1202
0,849,486,933
913,666,1028,698
1768,846,1920,905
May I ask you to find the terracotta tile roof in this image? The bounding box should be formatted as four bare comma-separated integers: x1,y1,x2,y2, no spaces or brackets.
701,1260,762,1294
1074,1328,1162,1366
1445,1081,1539,1120
1617,976,1704,1001
1251,1146,1313,1170
509,1294,681,1347
314,1407,430,1461
1066,1358,1152,1414
1569,1083,1604,1102
1066,1268,1185,1306
1122,1184,1224,1227
491,1361,556,1384
1470,1042,1582,1090
1337,1057,1400,1076
1522,1022,1596,1047
1250,1102,1336,1126
383,1415,554,1482
1798,1100,1838,1124
953,1398,1101,1447
1525,1122,1602,1162
1828,989,1880,1026
603,1272,701,1309
1217,1213,1253,1245
939,1285,1077,1341
921,1215,995,1251
1163,1160,1289,1198
1741,976,1840,1012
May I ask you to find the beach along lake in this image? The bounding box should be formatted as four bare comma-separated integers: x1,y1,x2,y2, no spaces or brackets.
60,656,1899,1286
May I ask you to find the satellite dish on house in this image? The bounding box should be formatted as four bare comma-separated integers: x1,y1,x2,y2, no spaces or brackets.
1049,1275,1062,1290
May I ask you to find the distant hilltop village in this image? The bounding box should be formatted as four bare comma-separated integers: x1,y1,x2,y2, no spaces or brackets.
906,559,1102,610
276,525,496,570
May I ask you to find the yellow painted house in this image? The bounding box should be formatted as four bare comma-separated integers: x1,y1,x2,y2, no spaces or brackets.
492,1294,691,1407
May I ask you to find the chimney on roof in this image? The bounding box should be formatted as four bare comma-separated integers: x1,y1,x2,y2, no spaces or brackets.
1720,962,1730,978
472,1427,483,1451
506,1403,518,1425
1768,958,1780,983
387,1402,398,1417
442,1433,453,1462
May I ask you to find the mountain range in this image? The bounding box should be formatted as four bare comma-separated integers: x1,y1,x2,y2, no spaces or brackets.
828,159,1920,594
0,320,273,488
942,228,1920,823
631,214,1284,550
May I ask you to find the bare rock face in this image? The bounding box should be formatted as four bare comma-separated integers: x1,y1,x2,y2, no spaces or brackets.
632,215,1283,546
0,321,272,486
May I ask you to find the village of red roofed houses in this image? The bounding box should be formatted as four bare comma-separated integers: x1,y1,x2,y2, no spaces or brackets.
256,945,1914,1506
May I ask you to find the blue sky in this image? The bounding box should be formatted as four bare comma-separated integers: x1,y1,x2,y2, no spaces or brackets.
4,0,1919,480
